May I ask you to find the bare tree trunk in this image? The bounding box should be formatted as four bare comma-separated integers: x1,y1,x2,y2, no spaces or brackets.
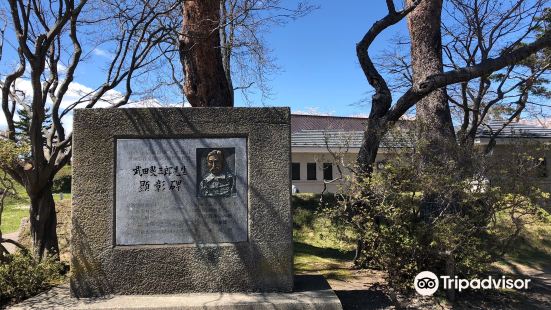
353,238,365,266
29,185,59,259
180,0,233,107
407,0,458,222
357,119,385,174
407,0,455,151
351,0,550,272
219,0,234,102
445,251,456,301
407,2,462,286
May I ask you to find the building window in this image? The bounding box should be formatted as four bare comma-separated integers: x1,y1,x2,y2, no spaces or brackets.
323,163,333,180
292,163,300,180
307,163,317,180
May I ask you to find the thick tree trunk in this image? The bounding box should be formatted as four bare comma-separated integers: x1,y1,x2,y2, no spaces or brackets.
29,185,59,259
354,118,387,267
357,118,385,174
219,0,234,102
180,0,233,107
407,2,461,286
445,251,456,301
407,0,455,151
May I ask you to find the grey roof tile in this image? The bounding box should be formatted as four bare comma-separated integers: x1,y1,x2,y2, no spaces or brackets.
291,130,413,148
290,115,551,148
476,121,551,139
291,114,367,133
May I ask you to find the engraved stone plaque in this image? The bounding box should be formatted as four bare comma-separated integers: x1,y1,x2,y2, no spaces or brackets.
115,138,248,245
72,108,292,296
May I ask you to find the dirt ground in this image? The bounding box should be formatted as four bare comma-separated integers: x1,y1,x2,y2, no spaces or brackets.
8,199,551,309
298,261,551,309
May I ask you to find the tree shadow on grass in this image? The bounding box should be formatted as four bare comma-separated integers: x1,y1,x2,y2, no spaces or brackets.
292,194,337,212
294,241,355,261
506,240,551,272
294,242,356,281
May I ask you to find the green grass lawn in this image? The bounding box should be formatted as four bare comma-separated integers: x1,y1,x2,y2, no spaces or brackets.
292,193,356,279
1,175,72,234
53,193,72,201
4,188,549,275
292,192,551,277
1,178,29,233
503,212,551,270
1,200,29,233
1,193,72,234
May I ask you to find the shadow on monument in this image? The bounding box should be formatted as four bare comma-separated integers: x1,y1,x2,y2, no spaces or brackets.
141,109,293,292
72,108,297,296
70,221,114,297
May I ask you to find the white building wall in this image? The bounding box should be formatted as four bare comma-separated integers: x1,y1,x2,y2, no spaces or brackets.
291,149,390,194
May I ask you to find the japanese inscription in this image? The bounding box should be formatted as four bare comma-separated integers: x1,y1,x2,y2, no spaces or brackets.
132,165,187,192
115,138,248,245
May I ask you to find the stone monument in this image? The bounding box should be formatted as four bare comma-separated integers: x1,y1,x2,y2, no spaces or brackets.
70,108,293,296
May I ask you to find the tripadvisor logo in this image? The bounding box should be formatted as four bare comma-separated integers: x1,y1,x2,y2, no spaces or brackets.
414,271,531,296
414,271,439,296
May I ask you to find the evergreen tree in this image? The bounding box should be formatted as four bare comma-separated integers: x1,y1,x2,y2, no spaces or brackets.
13,108,52,143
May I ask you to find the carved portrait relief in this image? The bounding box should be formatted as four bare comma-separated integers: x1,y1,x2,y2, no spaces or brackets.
197,148,236,197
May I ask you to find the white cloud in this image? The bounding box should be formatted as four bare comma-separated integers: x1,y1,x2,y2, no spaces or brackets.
92,48,115,60
53,82,127,109
123,98,164,108
57,63,68,73
293,107,335,116
0,78,188,133
123,98,189,108
348,113,370,118
45,62,67,74
399,114,416,120
0,80,123,132
349,113,414,120
61,114,74,134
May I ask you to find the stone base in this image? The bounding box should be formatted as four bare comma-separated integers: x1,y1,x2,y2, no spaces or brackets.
71,108,293,296
9,276,342,310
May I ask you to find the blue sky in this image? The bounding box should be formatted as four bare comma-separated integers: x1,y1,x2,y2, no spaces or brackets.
5,0,548,129
234,0,409,116
2,0,544,132
0,0,406,133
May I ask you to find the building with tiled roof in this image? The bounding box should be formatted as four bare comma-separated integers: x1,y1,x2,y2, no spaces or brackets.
476,121,551,140
290,115,551,194
290,114,416,193
291,114,368,133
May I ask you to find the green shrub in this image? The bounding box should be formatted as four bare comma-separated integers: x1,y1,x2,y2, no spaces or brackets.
293,207,315,229
0,253,64,306
332,143,550,293
52,165,71,193
292,193,337,211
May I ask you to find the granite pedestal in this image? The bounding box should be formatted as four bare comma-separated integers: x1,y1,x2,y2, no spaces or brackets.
71,108,293,297
10,276,342,310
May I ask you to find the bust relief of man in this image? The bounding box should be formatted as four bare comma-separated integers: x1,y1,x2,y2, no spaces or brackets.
199,149,236,197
